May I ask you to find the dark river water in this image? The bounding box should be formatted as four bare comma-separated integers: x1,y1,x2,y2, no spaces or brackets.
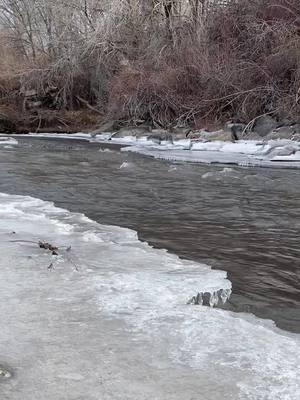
0,137,299,332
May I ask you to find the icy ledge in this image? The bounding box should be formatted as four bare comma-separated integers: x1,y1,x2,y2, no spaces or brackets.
122,139,300,168
0,193,300,400
0,192,231,308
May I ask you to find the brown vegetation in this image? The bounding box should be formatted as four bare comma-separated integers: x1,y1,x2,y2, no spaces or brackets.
0,0,300,132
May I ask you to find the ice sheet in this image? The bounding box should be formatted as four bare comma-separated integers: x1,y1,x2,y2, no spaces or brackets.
123,143,300,168
0,192,299,399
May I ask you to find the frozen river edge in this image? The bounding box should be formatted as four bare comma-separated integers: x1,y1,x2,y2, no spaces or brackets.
0,192,300,400
8,132,300,169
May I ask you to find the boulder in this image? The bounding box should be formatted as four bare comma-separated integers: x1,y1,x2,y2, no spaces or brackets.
0,365,12,379
202,292,213,306
243,131,263,140
171,126,192,139
279,118,294,126
226,122,246,140
112,125,151,138
201,129,233,142
266,126,295,140
253,115,278,137
292,133,300,142
187,291,219,307
187,130,206,140
147,129,173,144
189,127,240,142
291,124,300,134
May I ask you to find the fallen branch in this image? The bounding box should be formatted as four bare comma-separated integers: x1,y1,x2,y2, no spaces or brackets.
10,239,79,271
76,96,102,115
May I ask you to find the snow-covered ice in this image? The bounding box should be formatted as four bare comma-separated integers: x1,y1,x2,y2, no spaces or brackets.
0,192,300,399
123,139,300,168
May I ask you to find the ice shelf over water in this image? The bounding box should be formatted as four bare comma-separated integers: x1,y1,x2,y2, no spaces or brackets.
0,192,300,399
121,138,300,168
17,132,300,168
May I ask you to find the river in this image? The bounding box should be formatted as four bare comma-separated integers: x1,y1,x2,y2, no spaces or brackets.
0,137,299,333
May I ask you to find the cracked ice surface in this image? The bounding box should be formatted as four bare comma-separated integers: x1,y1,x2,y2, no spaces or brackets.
0,193,299,400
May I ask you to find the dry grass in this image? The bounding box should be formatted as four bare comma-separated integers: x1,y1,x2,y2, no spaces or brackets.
108,0,300,127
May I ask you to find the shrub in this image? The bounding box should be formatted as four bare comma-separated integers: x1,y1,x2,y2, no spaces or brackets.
0,0,300,130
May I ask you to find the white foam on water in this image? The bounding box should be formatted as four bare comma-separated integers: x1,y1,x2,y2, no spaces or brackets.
0,137,18,146
119,161,134,169
0,192,299,399
99,147,114,153
202,167,241,180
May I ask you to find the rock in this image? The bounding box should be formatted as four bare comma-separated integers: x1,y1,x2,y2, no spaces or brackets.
0,117,16,133
201,130,233,142
292,133,300,142
266,126,295,140
187,130,206,140
215,131,236,141
291,123,300,134
0,366,12,379
187,129,233,141
202,292,213,306
279,118,294,126
151,128,168,135
253,115,278,137
171,126,192,139
243,131,263,140
226,122,246,140
147,130,173,144
187,288,231,307
112,126,151,138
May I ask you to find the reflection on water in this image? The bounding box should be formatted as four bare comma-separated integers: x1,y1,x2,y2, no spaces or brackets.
0,138,299,332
